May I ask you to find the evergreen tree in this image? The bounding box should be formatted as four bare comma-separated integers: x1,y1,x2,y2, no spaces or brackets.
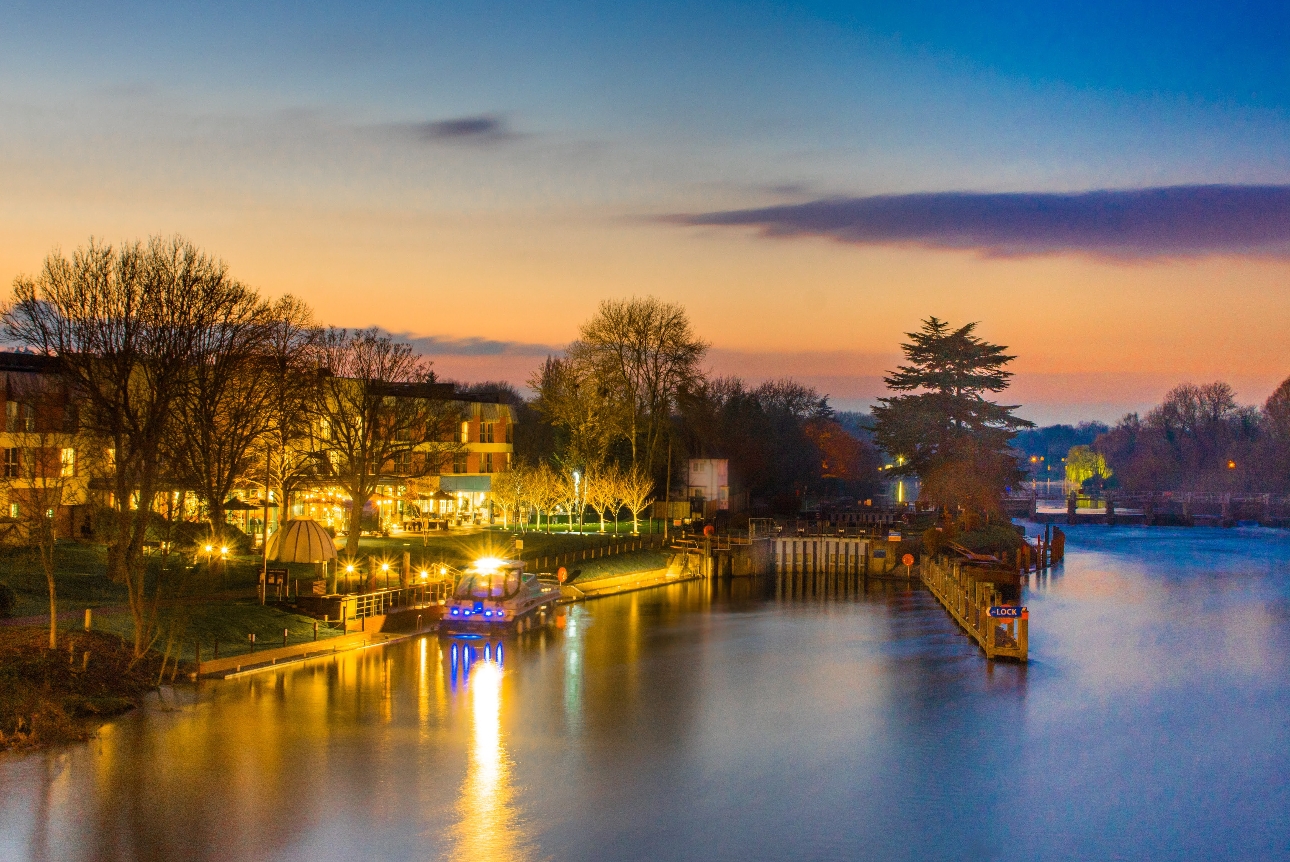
872,317,1032,513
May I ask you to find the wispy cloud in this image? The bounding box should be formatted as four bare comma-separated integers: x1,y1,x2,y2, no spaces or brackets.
667,185,1290,258
383,114,520,145
392,332,558,357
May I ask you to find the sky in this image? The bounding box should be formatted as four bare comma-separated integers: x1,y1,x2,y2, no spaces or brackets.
2,1,1289,424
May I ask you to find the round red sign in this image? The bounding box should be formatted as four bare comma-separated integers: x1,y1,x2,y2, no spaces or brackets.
901,553,915,567
557,566,567,584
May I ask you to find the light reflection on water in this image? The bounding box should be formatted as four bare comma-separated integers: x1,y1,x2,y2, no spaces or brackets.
448,644,530,862
1,526,1289,861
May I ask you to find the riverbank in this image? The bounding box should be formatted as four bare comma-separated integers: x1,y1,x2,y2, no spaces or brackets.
0,627,162,753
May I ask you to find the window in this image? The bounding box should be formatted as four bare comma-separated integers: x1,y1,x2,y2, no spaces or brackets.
8,502,17,519
393,451,412,476
6,402,36,432
481,453,494,473
504,422,513,444
60,448,76,478
481,422,495,443
453,452,469,474
459,421,469,444
3,448,19,478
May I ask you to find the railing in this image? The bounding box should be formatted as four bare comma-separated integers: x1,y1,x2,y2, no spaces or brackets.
921,556,1027,661
342,583,444,620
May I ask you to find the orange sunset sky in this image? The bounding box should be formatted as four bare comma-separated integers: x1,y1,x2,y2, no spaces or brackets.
4,2,1290,424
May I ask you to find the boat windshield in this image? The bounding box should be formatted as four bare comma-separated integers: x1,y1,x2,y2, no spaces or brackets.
455,569,522,600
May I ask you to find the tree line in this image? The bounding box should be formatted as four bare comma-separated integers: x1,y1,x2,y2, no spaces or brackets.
1,236,461,655
1078,379,1290,494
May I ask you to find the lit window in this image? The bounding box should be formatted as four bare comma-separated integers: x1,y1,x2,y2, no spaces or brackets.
460,421,469,443
8,502,17,518
60,448,76,477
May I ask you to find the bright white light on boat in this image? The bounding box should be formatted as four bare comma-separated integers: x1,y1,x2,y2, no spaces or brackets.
474,557,504,573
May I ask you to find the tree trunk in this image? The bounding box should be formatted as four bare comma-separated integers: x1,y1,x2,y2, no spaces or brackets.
44,543,57,650
345,494,366,558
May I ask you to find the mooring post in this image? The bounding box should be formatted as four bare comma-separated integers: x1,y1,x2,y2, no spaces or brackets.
84,608,92,631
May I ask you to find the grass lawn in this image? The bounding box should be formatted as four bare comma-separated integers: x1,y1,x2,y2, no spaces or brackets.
84,600,345,664
568,548,671,583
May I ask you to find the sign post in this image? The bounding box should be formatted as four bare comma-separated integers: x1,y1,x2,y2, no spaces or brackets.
902,552,914,578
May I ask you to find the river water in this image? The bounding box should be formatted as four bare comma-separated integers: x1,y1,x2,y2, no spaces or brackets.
2,525,1289,861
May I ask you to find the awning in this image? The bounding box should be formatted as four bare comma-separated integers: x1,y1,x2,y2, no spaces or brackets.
439,475,492,493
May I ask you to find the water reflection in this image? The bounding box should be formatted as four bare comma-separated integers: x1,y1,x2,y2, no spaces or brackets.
447,641,531,862
3,531,1290,861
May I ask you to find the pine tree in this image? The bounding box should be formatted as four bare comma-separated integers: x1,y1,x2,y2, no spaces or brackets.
872,317,1032,513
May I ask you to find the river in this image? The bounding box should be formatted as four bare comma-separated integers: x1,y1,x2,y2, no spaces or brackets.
2,525,1289,861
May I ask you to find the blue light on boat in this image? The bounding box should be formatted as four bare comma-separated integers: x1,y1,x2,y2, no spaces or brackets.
463,610,471,616
451,608,459,615
484,610,492,617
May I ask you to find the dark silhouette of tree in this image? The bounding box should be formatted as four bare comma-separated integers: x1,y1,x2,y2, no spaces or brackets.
4,236,261,658
872,317,1032,513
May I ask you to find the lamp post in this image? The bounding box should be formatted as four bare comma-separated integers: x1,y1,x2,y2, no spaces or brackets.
572,470,582,534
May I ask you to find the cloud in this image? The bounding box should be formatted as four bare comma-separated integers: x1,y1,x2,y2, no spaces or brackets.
387,114,518,145
391,332,558,357
668,185,1290,258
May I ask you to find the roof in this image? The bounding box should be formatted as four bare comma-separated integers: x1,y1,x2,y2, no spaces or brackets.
0,352,59,374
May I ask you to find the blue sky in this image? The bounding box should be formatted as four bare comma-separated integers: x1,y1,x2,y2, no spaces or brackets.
2,1,1289,422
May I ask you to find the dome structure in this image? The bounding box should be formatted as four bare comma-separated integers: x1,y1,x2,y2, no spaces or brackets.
266,518,337,563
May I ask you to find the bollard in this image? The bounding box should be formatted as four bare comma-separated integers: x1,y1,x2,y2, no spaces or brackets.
283,628,289,648
313,621,318,642
82,651,90,671
249,632,256,653
84,608,92,631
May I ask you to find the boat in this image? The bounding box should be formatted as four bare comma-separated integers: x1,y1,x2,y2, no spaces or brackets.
440,557,560,634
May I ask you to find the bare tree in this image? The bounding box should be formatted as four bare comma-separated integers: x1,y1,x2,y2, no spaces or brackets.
313,328,459,567
490,463,525,530
525,463,561,533
584,463,619,533
569,297,707,471
619,467,656,535
5,236,259,658
171,286,273,547
0,374,81,649
258,296,323,514
528,355,622,473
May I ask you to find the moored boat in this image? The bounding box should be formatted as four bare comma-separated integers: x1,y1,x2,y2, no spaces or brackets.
440,557,560,634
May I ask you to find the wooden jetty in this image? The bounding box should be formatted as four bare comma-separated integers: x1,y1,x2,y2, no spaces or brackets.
921,556,1028,661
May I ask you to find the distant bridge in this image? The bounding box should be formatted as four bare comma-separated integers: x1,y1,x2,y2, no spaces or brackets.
1005,492,1290,527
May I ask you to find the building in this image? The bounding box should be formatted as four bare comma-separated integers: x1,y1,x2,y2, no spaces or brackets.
687,458,730,519
0,351,517,541
0,353,91,540
286,388,517,534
